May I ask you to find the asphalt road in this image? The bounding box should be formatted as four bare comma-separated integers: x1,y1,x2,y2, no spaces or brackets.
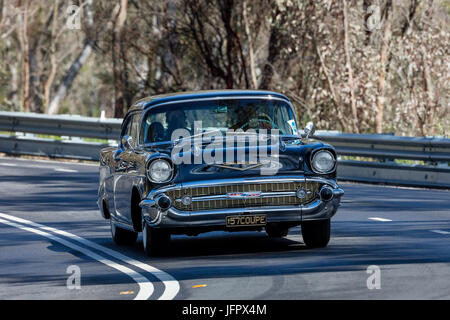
0,156,449,300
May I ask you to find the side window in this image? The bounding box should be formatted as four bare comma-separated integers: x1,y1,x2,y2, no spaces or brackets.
130,113,141,147
121,114,134,148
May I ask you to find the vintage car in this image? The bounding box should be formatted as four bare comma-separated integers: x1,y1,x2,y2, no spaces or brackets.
98,90,344,256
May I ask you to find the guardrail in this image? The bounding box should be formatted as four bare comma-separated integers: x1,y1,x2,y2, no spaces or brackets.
0,111,122,139
313,131,450,188
0,111,449,188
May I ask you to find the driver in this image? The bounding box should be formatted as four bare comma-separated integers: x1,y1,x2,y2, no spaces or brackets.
230,104,273,131
165,109,189,140
148,122,164,142
230,104,257,130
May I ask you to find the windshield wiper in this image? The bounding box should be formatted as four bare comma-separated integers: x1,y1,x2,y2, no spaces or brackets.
149,131,298,147
173,129,224,145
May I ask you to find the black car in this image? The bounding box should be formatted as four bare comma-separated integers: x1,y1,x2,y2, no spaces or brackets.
98,90,344,256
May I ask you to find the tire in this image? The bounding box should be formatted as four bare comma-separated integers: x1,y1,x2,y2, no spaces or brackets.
301,219,330,248
265,224,289,238
110,219,138,245
142,221,170,257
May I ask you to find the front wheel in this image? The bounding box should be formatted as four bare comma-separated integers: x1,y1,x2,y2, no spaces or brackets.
301,219,330,248
110,219,138,245
142,221,170,256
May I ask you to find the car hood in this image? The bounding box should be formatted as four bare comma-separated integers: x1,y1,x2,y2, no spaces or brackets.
144,139,325,184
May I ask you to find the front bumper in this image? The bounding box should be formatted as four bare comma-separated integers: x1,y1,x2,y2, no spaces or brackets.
139,176,344,229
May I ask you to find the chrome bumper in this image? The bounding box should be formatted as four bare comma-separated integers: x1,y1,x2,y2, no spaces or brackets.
139,176,344,228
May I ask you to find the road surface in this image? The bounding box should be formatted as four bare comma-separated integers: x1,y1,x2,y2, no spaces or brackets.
0,157,449,300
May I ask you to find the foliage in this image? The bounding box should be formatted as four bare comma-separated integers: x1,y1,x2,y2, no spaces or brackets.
0,0,448,136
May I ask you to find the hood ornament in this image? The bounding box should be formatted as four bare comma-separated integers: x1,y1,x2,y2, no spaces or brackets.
213,162,263,171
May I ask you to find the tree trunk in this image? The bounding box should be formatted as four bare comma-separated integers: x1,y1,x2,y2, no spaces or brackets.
375,1,392,134
343,0,359,133
315,43,347,131
401,0,419,36
0,0,6,32
47,0,94,115
48,39,93,114
363,0,373,45
112,0,128,118
242,0,257,89
259,11,280,89
422,49,435,136
18,0,30,112
44,0,58,113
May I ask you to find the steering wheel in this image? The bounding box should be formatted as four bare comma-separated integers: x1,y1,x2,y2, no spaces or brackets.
239,118,278,131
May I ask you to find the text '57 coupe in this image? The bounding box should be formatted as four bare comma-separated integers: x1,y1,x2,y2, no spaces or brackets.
98,90,344,256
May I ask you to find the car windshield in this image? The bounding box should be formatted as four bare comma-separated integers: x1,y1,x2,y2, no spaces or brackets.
140,98,298,144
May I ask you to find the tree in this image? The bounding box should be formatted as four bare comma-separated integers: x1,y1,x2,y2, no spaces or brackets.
48,0,95,115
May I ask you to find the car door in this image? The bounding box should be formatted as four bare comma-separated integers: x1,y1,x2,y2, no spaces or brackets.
112,113,136,224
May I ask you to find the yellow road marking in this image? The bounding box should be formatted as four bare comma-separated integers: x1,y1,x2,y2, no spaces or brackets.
120,291,135,295
192,284,207,288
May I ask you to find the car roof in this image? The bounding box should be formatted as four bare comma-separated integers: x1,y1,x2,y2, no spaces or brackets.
129,90,290,112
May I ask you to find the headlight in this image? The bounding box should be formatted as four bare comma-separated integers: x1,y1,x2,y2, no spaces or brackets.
147,159,173,183
311,149,336,173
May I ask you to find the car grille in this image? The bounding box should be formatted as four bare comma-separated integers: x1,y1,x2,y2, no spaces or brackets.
166,181,320,211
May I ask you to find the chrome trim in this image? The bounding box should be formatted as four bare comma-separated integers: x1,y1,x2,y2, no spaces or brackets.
319,185,334,201
146,157,174,183
139,95,300,147
139,199,156,207
143,209,163,225
168,204,304,218
154,194,172,210
144,95,291,109
164,196,335,221
140,176,343,226
143,176,342,212
139,199,162,225
181,194,192,205
165,193,340,219
213,163,264,171
147,176,339,199
139,181,343,227
174,191,298,203
296,188,307,199
333,188,344,197
310,148,337,174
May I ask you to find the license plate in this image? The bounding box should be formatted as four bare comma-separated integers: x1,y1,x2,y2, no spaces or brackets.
226,214,267,227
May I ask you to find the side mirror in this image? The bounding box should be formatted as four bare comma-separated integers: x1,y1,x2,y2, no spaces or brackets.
121,135,135,151
302,122,315,139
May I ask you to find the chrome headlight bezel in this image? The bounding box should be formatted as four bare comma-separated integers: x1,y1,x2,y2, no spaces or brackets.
310,149,336,174
146,158,174,183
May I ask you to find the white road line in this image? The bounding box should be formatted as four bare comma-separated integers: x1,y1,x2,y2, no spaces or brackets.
54,168,79,173
0,217,153,300
0,156,98,167
368,217,393,222
0,163,18,167
0,212,180,300
0,162,77,171
430,230,450,235
0,160,84,172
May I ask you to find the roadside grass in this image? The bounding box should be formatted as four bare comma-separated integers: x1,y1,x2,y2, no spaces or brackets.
0,130,110,144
